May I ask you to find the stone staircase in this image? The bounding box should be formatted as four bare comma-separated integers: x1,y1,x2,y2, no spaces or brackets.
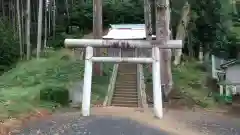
111,64,138,107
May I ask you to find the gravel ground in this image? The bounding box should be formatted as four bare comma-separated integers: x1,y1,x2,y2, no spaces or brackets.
166,109,240,135
13,115,170,135
9,107,240,135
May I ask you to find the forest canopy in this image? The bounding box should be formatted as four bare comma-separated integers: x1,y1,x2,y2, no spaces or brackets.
0,0,239,72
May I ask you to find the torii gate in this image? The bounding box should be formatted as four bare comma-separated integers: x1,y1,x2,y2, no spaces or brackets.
64,0,181,119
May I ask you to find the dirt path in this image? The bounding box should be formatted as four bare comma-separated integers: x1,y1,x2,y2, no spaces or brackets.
90,107,240,135
11,107,240,135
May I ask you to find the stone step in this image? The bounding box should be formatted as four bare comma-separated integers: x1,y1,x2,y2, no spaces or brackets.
118,74,136,77
114,92,137,96
111,100,138,104
118,70,136,73
117,77,136,79
115,86,136,89
111,63,138,108
115,83,137,88
114,90,137,93
112,97,138,101
111,103,138,107
115,85,136,88
114,89,137,93
117,77,136,81
113,93,138,98
115,81,136,84
118,73,137,75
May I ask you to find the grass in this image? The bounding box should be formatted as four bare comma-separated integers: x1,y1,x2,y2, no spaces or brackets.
0,49,112,120
172,60,217,108
144,59,217,108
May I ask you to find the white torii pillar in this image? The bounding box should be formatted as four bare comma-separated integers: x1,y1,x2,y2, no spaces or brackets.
65,39,182,118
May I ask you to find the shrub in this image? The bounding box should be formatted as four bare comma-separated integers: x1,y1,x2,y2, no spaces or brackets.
40,86,69,106
0,18,20,72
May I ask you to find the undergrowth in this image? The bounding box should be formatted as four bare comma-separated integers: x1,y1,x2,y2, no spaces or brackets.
144,59,217,108
0,49,112,120
172,60,216,108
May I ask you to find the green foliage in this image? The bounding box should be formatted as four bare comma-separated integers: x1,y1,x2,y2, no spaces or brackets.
40,86,69,106
0,18,20,72
0,50,84,119
70,0,144,29
0,49,112,119
143,59,217,108
48,0,145,48
188,0,240,59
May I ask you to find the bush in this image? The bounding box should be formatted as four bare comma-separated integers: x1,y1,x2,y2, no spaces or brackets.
0,19,20,72
40,86,69,106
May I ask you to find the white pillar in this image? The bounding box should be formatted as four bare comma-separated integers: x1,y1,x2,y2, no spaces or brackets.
225,85,231,97
232,85,237,95
211,55,216,79
152,47,163,118
82,46,93,116
220,85,223,96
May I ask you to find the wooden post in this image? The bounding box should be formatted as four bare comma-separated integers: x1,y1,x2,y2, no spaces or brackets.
93,0,103,76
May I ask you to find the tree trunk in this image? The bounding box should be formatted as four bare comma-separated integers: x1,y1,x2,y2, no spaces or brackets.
37,0,43,58
165,0,173,92
199,45,203,63
12,1,16,34
65,0,70,32
93,0,103,76
144,0,152,40
52,0,56,39
17,0,23,59
155,0,172,96
26,0,31,60
21,0,25,48
48,0,51,35
32,0,37,33
231,0,238,15
144,0,153,72
44,0,48,48
2,0,5,17
8,1,11,22
173,2,190,65
187,32,194,57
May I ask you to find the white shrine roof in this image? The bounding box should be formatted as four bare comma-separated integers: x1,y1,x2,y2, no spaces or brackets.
102,24,156,39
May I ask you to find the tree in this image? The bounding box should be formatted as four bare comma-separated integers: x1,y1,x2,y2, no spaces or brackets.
26,0,31,60
190,0,238,59
93,0,103,76
17,0,23,59
155,0,173,96
37,0,44,58
44,0,48,48
173,2,190,65
144,0,152,41
52,0,56,39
